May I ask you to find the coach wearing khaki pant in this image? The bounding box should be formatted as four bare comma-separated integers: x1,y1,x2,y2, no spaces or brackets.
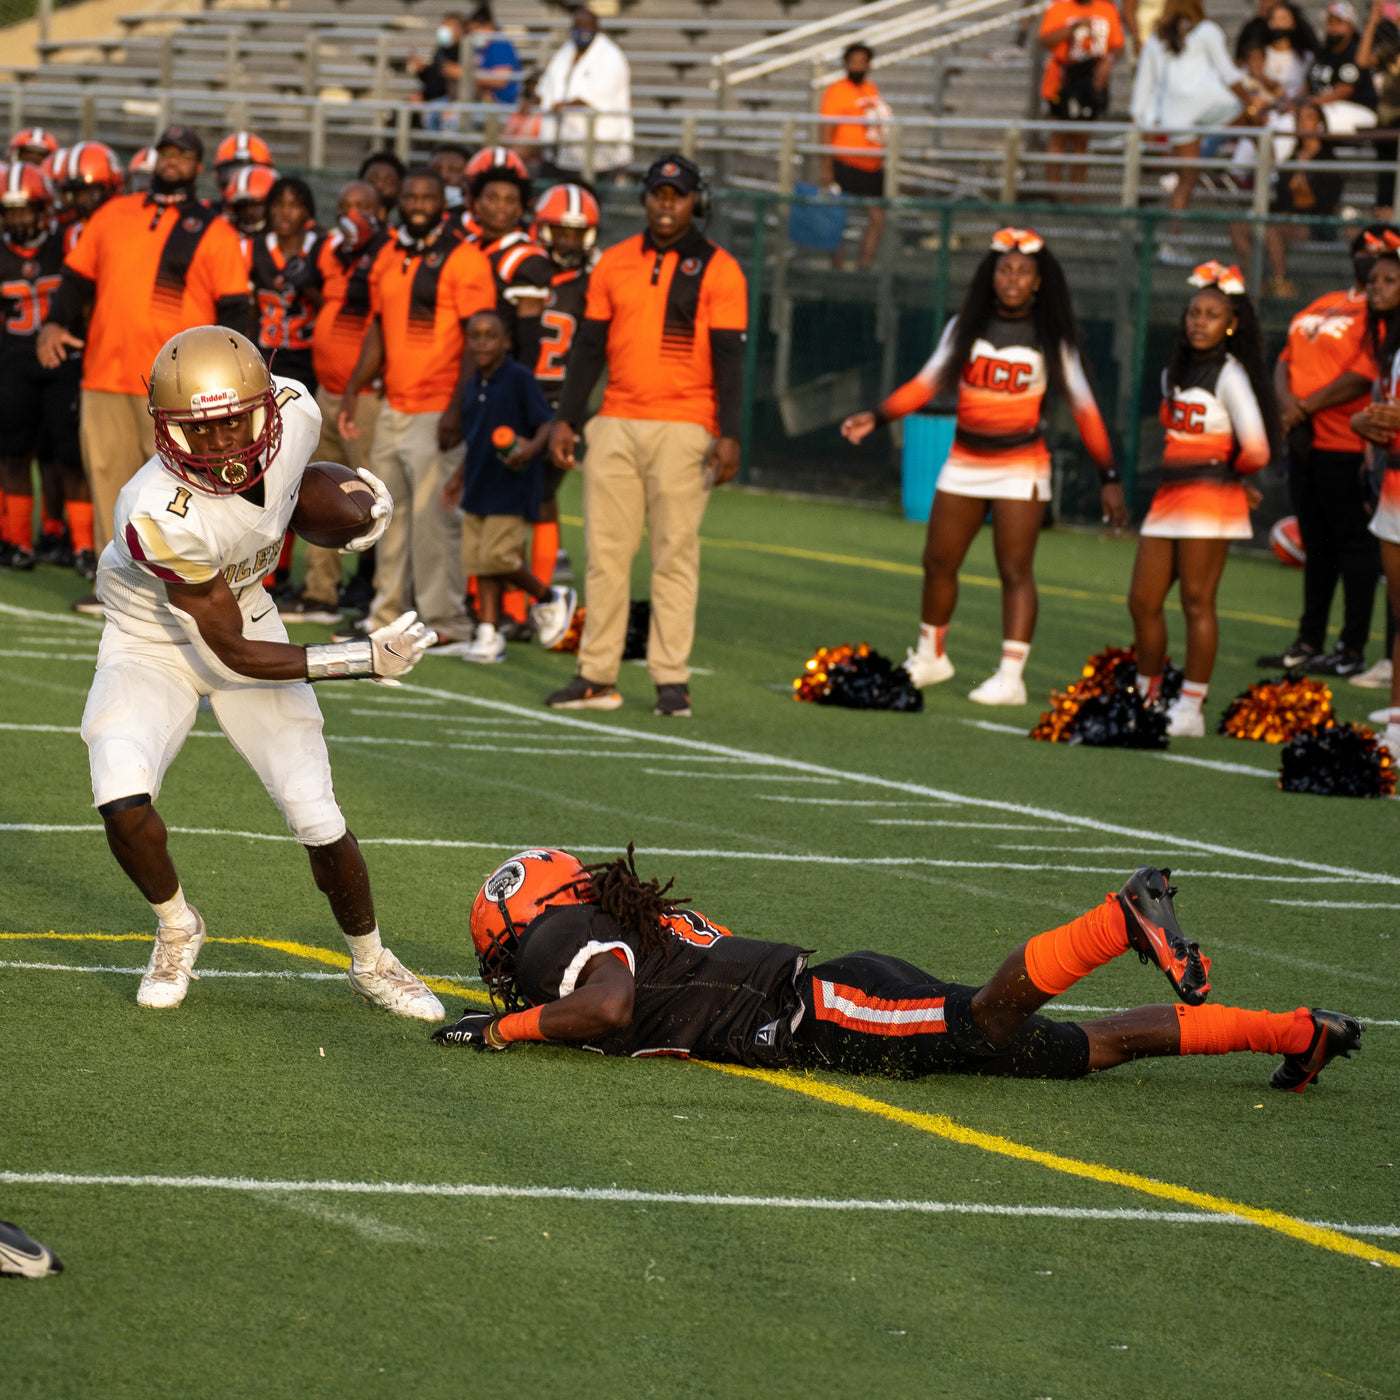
548,153,748,717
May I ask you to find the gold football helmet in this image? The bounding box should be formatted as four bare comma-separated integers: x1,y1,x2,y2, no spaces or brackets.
147,327,281,494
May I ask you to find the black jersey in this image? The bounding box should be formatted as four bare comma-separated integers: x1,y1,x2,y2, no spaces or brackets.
244,228,324,394
0,231,66,351
478,229,553,360
533,265,590,408
514,903,811,1066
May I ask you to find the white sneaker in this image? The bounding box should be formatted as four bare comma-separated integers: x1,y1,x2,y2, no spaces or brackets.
903,646,954,688
1369,706,1393,725
1165,697,1206,737
136,908,206,1009
1350,658,1393,689
968,669,1027,706
530,585,578,650
348,948,445,1020
460,625,507,663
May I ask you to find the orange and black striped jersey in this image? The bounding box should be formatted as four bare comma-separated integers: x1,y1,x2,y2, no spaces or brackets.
532,264,589,407
312,227,390,397
879,314,1113,473
513,902,806,1065
367,224,496,415
1278,288,1375,453
242,227,324,391
0,231,66,349
63,192,250,395
1159,354,1271,478
479,229,553,305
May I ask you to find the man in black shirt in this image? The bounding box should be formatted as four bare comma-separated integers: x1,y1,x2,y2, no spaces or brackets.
1308,1,1377,112
432,848,1361,1093
408,13,466,130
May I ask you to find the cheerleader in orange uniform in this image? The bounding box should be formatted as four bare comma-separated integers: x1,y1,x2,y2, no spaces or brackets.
1347,243,1400,758
1128,262,1277,737
842,227,1124,706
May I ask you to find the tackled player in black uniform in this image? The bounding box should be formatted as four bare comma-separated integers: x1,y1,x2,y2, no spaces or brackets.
434,847,1361,1093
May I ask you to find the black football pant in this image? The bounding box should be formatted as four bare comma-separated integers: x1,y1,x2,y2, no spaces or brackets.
1289,447,1380,654
789,953,1090,1081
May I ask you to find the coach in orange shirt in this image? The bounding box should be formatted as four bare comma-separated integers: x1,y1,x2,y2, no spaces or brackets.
818,44,890,270
338,166,495,645
548,153,747,717
1038,0,1123,191
37,126,253,564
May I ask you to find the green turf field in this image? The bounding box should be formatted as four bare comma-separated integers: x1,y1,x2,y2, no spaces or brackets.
2,481,1397,1399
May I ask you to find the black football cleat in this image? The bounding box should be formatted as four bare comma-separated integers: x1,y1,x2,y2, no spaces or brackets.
1270,1009,1362,1093
0,1220,63,1279
1117,866,1212,1005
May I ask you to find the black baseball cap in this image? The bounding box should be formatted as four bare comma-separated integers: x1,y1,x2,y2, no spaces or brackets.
155,125,204,159
643,154,700,196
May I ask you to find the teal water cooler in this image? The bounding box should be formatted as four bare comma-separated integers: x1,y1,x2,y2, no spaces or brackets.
901,414,956,523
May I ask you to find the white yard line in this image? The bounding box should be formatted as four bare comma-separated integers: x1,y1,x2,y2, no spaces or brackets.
870,821,1071,831
759,797,961,809
0,649,97,661
1156,753,1276,778
1268,900,1400,910
0,601,102,629
641,771,844,783
0,1169,1394,1237
0,959,476,981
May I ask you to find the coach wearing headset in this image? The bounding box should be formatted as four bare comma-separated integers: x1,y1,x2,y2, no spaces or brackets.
547,153,747,719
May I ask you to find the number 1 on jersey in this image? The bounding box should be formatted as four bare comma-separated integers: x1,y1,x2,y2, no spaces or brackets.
167,486,193,518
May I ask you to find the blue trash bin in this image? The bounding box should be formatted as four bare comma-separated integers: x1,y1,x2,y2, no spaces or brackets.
901,414,956,522
787,183,847,252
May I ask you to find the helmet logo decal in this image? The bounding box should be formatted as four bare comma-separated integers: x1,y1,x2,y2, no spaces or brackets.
484,860,527,902
189,387,240,412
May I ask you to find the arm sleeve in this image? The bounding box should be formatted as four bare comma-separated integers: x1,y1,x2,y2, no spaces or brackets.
1219,358,1272,474
555,318,609,427
1202,21,1245,88
515,314,545,380
1059,344,1115,472
1130,38,1162,125
48,268,95,332
877,318,958,423
710,328,745,440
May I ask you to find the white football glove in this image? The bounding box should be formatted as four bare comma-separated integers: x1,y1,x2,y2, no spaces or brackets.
346,466,393,552
369,610,436,686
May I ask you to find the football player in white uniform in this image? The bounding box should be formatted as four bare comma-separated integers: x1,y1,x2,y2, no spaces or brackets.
81,326,445,1019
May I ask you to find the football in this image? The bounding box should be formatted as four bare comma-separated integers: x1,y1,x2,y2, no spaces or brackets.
1270,515,1306,569
291,462,377,549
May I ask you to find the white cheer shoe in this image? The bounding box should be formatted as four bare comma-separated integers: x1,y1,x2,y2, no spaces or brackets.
1349,658,1392,689
968,670,1027,706
1165,697,1206,737
348,948,445,1021
137,908,206,1009
459,625,507,663
530,586,578,650
902,647,954,688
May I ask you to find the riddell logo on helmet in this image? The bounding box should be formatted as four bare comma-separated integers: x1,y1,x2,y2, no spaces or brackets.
189,387,239,412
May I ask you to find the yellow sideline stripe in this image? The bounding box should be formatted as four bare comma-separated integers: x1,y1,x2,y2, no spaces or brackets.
0,930,481,999
701,1063,1400,1270
558,516,1295,630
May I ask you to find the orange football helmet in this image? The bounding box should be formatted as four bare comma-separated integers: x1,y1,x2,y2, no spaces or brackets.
223,164,279,234
534,183,599,267
465,144,531,204
470,848,589,1009
8,127,60,164
62,141,123,191
2,161,53,210
214,130,273,184
126,146,158,193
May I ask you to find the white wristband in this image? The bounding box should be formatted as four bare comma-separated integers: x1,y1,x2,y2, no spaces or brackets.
305,639,375,681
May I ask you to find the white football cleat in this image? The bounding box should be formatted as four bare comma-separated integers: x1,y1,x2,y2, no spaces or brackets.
136,908,206,1009
459,625,507,663
968,670,1028,706
348,948,445,1021
1165,697,1206,737
530,585,578,650
0,1220,63,1278
902,646,954,688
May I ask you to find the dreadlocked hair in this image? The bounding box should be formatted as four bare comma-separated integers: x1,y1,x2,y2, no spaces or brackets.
945,243,1081,405
1167,287,1282,461
544,844,689,958
1367,252,1400,368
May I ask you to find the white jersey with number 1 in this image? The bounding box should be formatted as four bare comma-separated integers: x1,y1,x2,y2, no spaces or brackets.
96,377,320,644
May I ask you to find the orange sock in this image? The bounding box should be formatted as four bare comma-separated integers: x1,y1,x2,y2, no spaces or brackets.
3,493,33,549
67,500,94,553
1175,1004,1313,1056
1024,897,1130,995
502,587,528,624
531,520,560,588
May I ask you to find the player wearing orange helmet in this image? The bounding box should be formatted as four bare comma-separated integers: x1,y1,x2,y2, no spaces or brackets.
59,141,123,224
7,128,60,167
214,130,274,190
0,163,88,574
223,163,279,238
435,848,1361,1099
125,147,157,195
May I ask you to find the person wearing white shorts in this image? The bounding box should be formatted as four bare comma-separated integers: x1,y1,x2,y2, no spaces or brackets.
81,326,443,1018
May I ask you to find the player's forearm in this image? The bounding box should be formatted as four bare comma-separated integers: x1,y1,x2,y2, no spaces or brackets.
1300,370,1373,415
555,318,609,428
536,982,634,1040
206,636,312,681
47,269,95,333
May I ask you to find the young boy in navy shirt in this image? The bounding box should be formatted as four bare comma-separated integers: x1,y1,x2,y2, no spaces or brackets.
442,309,577,662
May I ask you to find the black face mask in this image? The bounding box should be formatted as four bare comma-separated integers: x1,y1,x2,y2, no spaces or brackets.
847,68,867,84
1269,26,1295,40
149,173,195,201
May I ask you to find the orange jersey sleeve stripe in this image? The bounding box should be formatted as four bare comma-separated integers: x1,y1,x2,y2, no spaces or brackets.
812,977,947,1037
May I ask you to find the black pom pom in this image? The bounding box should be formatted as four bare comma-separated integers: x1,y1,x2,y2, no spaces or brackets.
793,644,923,711
1279,722,1398,798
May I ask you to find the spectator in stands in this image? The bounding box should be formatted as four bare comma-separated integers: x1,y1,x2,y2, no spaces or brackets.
818,44,892,269
430,142,472,216
1305,1,1378,132
1257,3,1315,100
546,153,747,717
504,72,547,173
1230,100,1342,293
1235,0,1319,66
467,4,521,105
36,125,253,609
1131,0,1252,264
537,7,633,185
337,167,494,648
409,13,466,131
358,151,405,222
1038,0,1125,195
1359,0,1400,213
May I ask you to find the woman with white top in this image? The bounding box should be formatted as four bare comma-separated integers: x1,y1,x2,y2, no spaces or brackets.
1132,0,1253,259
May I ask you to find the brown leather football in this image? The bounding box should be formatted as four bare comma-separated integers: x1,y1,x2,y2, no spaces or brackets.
290,462,376,549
